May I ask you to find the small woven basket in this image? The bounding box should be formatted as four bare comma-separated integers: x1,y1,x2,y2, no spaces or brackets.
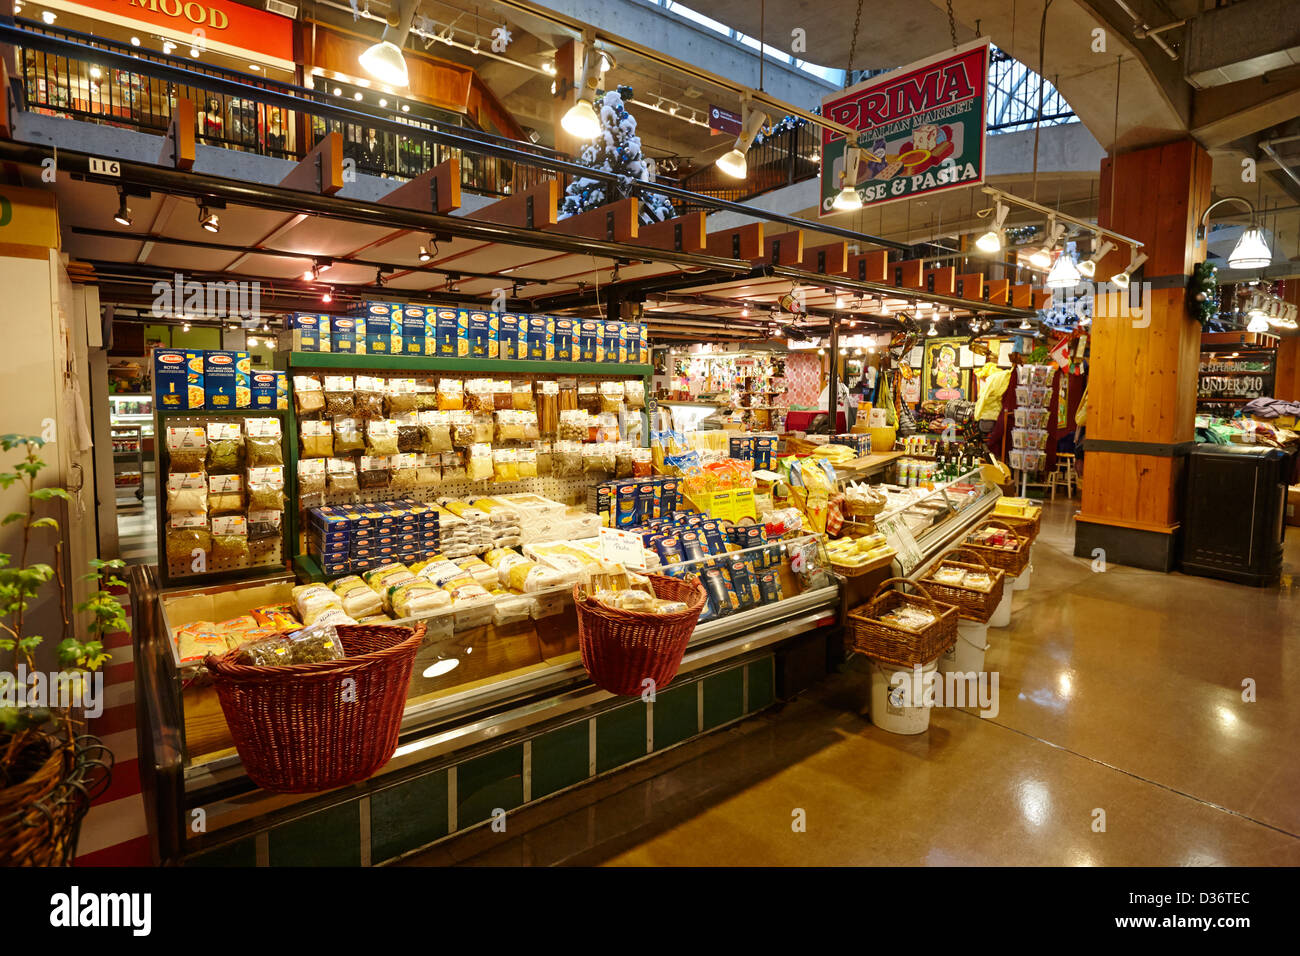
575,575,706,696
919,547,1006,623
963,519,1031,577
846,577,959,667
205,623,425,793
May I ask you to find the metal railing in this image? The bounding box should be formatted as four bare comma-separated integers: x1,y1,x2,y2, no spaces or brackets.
12,19,554,196
676,120,820,207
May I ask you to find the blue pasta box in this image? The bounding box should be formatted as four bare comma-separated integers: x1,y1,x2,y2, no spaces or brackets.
525,315,553,360
437,309,467,357
578,320,600,363
400,306,430,355
250,370,286,409
359,304,401,355
465,310,498,359
285,314,330,352
552,318,576,362
153,348,204,410
622,323,645,364
203,351,250,409
599,320,624,363
497,314,523,360
753,436,777,469
329,315,363,354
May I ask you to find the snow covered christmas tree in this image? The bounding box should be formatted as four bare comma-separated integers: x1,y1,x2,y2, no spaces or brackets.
558,88,675,224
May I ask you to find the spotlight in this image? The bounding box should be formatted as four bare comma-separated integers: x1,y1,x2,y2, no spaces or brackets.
353,92,363,101
41,9,54,23
1078,239,1114,278
130,37,140,47
89,66,103,80
1228,225,1272,270
359,0,416,87
1045,253,1081,289
333,87,342,96
832,146,864,213
112,189,132,227
562,38,604,139
248,336,258,348
321,287,333,304
198,205,220,233
182,321,191,332
927,321,938,337
715,102,768,179
1019,317,1032,331
190,47,200,58
1110,250,1147,288
975,201,1009,253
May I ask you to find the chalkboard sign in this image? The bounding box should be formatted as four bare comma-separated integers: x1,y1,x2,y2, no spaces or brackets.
1197,349,1274,405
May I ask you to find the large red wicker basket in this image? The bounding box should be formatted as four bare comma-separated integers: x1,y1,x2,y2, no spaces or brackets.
205,623,425,793
575,575,707,696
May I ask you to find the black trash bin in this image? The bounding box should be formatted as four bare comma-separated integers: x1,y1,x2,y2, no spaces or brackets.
1181,443,1290,587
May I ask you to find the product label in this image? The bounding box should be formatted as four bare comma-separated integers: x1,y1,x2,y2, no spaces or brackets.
526,315,552,361
154,349,204,409
578,321,600,363
466,311,498,358
203,351,251,409
552,318,575,362
330,315,362,354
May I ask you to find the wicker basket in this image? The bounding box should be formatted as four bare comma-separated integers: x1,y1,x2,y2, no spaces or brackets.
0,733,113,866
919,547,1006,623
575,574,706,696
995,508,1041,540
206,623,426,793
963,520,1031,577
846,577,959,667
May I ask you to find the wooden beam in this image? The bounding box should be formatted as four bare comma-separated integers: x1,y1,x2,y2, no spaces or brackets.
545,197,639,242
158,97,196,171
924,267,956,296
705,223,764,261
799,241,848,276
1032,290,1053,310
636,212,706,253
985,278,1010,305
761,230,804,266
955,272,985,300
467,180,558,228
1010,284,1033,308
279,131,343,195
890,259,924,290
846,250,888,284
377,158,461,215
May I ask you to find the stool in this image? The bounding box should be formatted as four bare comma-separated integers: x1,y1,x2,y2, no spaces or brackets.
1049,453,1078,499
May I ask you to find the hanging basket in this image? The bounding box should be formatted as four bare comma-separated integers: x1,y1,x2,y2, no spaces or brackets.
846,577,959,667
575,575,706,696
205,624,425,793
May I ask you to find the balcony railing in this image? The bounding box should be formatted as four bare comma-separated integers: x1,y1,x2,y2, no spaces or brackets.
12,19,553,197
676,120,820,207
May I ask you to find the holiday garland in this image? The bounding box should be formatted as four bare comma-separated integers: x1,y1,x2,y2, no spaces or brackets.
1186,260,1217,328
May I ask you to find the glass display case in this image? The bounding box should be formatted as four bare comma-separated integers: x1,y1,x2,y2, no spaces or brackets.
109,393,154,438
871,468,1002,576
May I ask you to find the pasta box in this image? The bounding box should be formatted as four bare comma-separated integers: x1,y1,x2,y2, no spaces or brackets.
552,318,576,362
203,351,250,409
436,309,467,357
497,314,524,360
599,320,624,363
250,370,287,410
465,310,498,359
400,306,430,355
622,323,645,364
285,314,330,352
329,315,364,354
154,349,204,410
356,303,401,354
525,315,553,360
578,320,600,363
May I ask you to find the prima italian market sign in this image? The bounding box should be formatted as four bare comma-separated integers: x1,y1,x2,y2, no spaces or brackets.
820,39,990,214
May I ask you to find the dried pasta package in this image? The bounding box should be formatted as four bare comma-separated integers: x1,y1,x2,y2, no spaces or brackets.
624,379,646,409
291,583,344,624
465,378,495,412
327,457,359,496
437,378,464,411
600,381,625,414
205,422,244,472
386,378,420,415
330,575,384,619
614,442,635,479
582,442,615,477
354,376,387,420
390,581,452,618
558,409,589,442
397,417,424,453
245,417,283,467
553,440,583,477
167,426,207,472
516,447,538,479
333,417,365,454
298,457,326,499
521,411,540,442
247,465,285,512
299,419,333,459
166,516,210,565
390,453,420,489
366,419,400,456
493,448,518,483
358,455,392,491
493,380,514,411
536,381,559,439
210,515,250,565
167,472,208,515
512,381,535,411
471,413,494,444
533,441,553,476
413,380,438,410
441,451,467,482
466,443,494,482
450,410,476,450
208,473,243,515
495,410,525,443
293,375,325,415
416,454,441,487
595,412,620,444
323,375,355,417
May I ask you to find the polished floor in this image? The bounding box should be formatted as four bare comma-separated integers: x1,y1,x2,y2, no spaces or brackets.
409,498,1300,866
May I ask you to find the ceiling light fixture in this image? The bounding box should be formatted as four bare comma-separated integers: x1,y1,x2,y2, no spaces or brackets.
1045,252,1081,289
112,189,132,227
1111,249,1148,288
562,36,604,139
927,321,938,337
197,204,220,233
359,0,416,87
41,9,54,23
715,100,768,179
975,201,1009,253
130,36,140,46
321,287,333,304
1019,316,1032,331
1078,239,1115,278
182,321,191,332
831,146,864,213
1198,196,1273,270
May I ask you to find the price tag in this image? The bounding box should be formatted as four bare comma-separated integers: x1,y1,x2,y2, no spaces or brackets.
877,514,923,575
598,526,648,570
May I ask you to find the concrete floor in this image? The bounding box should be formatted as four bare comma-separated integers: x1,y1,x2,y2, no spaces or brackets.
411,500,1300,866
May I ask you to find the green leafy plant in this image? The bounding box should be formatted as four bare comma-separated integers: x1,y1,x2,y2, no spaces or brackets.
0,435,122,790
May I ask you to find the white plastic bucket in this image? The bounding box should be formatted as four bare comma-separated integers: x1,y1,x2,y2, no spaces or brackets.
868,656,938,735
941,619,989,674
1014,560,1032,590
989,580,1014,626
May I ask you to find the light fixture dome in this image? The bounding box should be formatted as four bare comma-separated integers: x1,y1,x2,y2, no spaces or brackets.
359,40,409,86
1227,226,1272,269
715,148,748,180
1045,254,1081,289
975,230,1001,253
561,97,601,139
832,185,862,212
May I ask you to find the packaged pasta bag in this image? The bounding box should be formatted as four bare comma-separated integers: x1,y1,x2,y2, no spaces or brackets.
471,412,494,445
390,581,452,618
323,375,355,418
300,419,333,458
210,514,250,566
533,441,552,476
415,453,441,487
466,443,494,482
166,472,208,516
512,381,535,411
387,377,420,415
251,604,299,631
207,473,243,515
173,621,228,665
441,451,467,482
362,562,415,598
449,410,475,450
412,379,437,410
582,442,615,477
358,455,392,491
353,375,386,420
420,410,453,454
245,416,283,467
326,457,358,496
330,575,384,620
594,412,620,444
624,379,646,410
577,383,601,414
493,447,518,483
293,374,325,415
454,554,498,589
247,508,282,542
333,417,365,454
205,421,244,472
246,465,285,512
167,426,207,472
614,442,635,479
521,411,540,442
437,378,464,411
366,419,399,456
390,452,420,490
599,381,625,414
465,378,495,412
516,447,538,479
165,515,210,567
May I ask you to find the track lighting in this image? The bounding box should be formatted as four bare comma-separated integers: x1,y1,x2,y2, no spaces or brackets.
715,102,768,179
375,268,385,288
182,321,191,332
1078,239,1115,278
418,244,432,262
927,321,938,337
831,146,864,213
562,37,604,139
321,287,333,304
360,0,416,86
112,189,132,227
1019,316,1032,331
198,205,220,233
975,202,1009,253
1029,216,1065,269
1111,250,1147,288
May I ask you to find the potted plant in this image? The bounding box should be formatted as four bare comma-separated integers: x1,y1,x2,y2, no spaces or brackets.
0,435,121,866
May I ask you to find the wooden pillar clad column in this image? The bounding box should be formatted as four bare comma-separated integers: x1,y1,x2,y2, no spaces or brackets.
1073,138,1213,572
